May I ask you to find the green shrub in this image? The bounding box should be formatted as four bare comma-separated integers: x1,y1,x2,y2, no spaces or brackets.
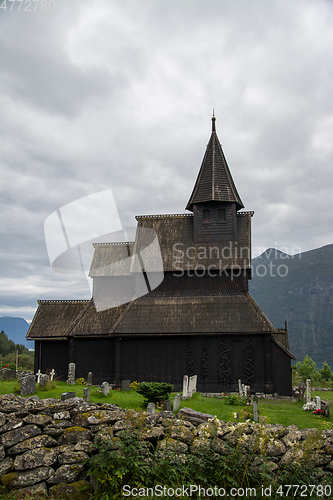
224,393,247,406
320,361,333,381
133,381,173,405
38,380,57,392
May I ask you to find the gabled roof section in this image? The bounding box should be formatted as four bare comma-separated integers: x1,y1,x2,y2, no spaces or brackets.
26,300,90,339
186,116,244,212
89,242,134,277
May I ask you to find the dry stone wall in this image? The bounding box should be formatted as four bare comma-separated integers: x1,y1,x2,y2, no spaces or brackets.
0,394,332,498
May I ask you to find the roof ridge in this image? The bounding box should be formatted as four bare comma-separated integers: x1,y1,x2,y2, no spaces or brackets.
37,300,90,304
92,242,134,247
65,298,94,337
246,292,276,331
135,214,193,220
109,295,138,333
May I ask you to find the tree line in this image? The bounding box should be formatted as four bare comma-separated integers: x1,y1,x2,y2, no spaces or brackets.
0,330,34,370
293,355,333,385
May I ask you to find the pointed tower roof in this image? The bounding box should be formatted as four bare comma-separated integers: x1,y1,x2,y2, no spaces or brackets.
186,116,244,212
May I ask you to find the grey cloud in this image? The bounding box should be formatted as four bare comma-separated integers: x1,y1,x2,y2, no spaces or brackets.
0,0,332,321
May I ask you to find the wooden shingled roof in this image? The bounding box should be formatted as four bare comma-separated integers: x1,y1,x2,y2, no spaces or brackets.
26,295,295,358
113,293,277,335
26,300,91,339
186,116,244,212
27,293,275,337
26,300,127,339
89,242,134,277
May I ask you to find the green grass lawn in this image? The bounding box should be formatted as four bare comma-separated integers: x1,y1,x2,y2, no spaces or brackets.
0,380,332,432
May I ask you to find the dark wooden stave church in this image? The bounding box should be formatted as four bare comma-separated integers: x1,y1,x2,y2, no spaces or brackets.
27,117,295,395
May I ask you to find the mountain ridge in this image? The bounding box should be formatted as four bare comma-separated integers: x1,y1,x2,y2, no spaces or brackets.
250,243,333,368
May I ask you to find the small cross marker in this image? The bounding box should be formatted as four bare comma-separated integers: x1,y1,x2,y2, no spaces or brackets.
36,369,42,384
50,369,55,381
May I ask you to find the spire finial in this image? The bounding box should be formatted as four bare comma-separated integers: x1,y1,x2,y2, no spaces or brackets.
212,111,216,132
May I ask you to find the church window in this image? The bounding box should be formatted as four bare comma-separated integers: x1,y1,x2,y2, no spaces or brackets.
203,209,211,222
217,208,227,223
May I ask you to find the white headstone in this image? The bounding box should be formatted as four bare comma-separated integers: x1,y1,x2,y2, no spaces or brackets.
101,381,110,396
36,370,42,384
181,375,188,400
188,375,197,398
50,369,55,381
314,395,321,410
238,379,242,395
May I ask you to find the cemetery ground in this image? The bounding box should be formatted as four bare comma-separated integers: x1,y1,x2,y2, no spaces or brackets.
0,379,332,432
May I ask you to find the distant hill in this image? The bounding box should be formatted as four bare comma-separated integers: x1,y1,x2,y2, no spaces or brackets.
0,317,31,349
249,244,333,368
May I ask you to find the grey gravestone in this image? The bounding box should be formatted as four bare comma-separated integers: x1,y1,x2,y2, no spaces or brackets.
101,381,110,396
4,370,16,380
253,395,259,422
61,392,76,401
181,375,188,400
87,372,93,386
305,379,311,404
66,363,76,385
173,393,180,412
238,379,242,395
188,375,197,398
314,396,321,410
147,403,155,414
39,374,49,388
83,387,90,403
20,375,36,395
121,380,131,391
163,399,171,411
321,401,330,417
245,385,251,405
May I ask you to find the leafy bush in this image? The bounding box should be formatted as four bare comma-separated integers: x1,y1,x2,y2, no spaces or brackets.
224,393,247,406
75,377,86,386
133,381,173,405
319,361,333,381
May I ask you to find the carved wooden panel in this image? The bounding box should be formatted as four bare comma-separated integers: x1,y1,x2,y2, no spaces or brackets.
218,337,232,383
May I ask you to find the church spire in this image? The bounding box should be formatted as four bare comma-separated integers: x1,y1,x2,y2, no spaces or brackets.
186,115,244,212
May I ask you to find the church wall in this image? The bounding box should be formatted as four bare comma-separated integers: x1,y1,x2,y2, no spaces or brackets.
74,338,115,382
119,336,188,389
35,340,68,380
34,335,292,395
271,340,293,396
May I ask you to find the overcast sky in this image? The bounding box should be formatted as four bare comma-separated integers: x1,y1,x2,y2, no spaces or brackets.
0,0,332,322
